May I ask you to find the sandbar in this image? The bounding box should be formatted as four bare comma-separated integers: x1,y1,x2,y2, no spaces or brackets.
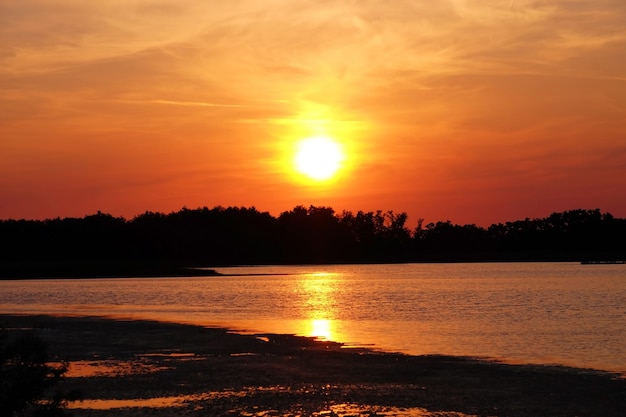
1,314,624,416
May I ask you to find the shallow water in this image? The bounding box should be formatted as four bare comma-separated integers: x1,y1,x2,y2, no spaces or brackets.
1,262,625,374
69,392,464,416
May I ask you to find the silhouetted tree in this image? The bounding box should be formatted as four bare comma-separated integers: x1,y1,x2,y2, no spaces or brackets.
412,221,490,261
277,205,356,263
0,331,77,416
0,206,624,267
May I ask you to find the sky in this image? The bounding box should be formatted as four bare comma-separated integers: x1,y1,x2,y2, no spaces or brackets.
1,0,625,227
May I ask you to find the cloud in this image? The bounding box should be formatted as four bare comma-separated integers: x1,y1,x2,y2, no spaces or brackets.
124,99,249,108
1,0,625,222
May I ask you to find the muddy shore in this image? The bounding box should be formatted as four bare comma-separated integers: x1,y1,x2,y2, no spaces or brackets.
2,314,624,416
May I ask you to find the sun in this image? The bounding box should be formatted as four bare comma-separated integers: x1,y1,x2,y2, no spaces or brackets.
294,136,345,181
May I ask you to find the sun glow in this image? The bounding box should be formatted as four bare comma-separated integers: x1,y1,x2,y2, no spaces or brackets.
293,136,345,181
295,272,340,341
310,319,333,340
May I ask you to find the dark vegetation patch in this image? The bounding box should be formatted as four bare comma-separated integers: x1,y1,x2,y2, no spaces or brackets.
1,207,625,276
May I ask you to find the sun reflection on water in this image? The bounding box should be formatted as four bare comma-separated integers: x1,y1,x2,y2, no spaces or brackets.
297,272,340,341
310,319,333,340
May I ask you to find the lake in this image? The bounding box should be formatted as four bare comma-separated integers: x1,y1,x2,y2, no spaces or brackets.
1,262,625,375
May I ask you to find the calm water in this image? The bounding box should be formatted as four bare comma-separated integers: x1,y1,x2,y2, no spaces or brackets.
1,262,625,374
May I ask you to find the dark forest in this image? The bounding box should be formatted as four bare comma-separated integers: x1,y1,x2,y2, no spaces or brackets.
1,207,625,277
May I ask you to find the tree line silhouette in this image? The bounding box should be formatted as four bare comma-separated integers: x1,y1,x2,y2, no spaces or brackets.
1,206,624,269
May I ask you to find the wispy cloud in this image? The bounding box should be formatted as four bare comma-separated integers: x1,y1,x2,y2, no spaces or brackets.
122,99,249,109
1,0,625,222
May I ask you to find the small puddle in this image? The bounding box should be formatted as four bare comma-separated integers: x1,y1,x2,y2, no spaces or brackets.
139,352,196,358
67,395,203,410
68,392,242,410
69,392,475,416
313,404,476,416
70,398,473,416
60,360,170,377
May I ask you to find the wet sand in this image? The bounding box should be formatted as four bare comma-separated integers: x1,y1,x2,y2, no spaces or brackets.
1,314,624,416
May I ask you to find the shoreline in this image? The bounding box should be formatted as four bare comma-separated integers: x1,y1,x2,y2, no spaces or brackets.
2,314,624,416
0,261,225,279
3,260,624,280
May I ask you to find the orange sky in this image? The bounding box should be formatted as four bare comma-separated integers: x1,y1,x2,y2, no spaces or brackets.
1,1,625,226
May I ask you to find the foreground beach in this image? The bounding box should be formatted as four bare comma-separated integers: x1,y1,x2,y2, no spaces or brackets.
1,315,624,416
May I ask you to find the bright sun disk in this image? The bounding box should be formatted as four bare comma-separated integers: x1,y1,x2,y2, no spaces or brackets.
294,136,344,181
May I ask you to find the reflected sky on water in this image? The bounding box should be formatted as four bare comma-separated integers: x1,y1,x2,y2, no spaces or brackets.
1,262,625,374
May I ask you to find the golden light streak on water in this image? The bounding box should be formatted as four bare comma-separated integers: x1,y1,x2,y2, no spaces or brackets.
310,318,333,340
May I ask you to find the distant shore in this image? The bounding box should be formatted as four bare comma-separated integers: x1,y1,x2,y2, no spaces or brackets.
0,261,224,279
1,314,624,417
0,261,295,280
3,259,625,280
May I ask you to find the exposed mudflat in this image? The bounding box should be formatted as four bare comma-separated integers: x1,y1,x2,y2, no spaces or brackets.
2,314,624,417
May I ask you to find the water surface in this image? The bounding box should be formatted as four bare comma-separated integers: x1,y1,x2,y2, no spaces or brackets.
1,262,624,374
